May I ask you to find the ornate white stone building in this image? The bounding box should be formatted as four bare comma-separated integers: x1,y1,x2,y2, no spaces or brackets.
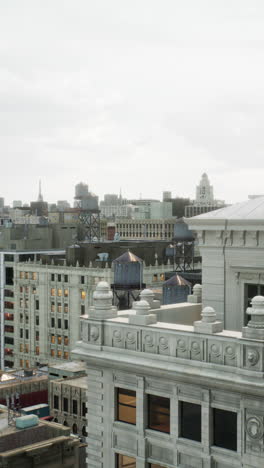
188,195,264,331
72,278,264,468
71,197,264,468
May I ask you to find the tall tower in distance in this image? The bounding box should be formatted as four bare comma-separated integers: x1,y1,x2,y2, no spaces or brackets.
195,173,214,205
38,180,43,202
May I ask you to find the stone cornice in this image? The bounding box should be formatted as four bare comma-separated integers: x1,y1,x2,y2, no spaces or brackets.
72,344,264,397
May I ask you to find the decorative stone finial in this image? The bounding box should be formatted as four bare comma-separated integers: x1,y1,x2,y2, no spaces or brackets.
243,296,264,340
140,289,160,309
194,305,223,334
188,284,202,303
89,281,117,320
129,300,157,326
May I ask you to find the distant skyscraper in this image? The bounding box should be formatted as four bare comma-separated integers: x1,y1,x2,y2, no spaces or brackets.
195,173,214,204
38,180,43,202
185,173,225,218
163,191,172,201
13,200,22,208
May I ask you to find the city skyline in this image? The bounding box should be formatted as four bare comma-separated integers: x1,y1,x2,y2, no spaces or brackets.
2,1,264,204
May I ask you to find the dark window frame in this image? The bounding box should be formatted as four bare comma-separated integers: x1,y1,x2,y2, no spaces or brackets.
148,394,170,434
179,401,201,442
213,408,237,451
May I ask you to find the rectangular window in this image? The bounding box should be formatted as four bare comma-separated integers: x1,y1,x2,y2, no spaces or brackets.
72,399,78,415
180,401,201,442
54,395,59,410
32,287,36,294
20,329,23,338
36,331,39,341
51,273,55,281
64,304,69,313
57,303,62,313
51,317,55,328
64,336,69,346
20,359,24,367
81,304,85,315
51,302,55,312
63,398,68,412
117,388,136,425
58,274,61,282
32,272,38,280
35,346,39,355
20,344,23,352
51,349,55,357
213,408,237,451
81,275,85,284
64,319,68,330
64,351,69,359
57,335,62,345
35,300,39,310
58,318,62,328
25,344,29,353
51,288,56,296
20,272,25,279
148,395,170,433
51,335,55,344
82,402,87,416
36,316,39,326
116,454,136,468
64,289,69,297
57,289,62,297
64,275,68,282
57,350,62,358
25,329,29,340
81,290,86,300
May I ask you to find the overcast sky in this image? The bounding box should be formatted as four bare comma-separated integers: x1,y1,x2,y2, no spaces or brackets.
1,1,264,205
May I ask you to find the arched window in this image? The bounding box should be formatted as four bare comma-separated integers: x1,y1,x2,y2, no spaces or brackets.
63,420,68,426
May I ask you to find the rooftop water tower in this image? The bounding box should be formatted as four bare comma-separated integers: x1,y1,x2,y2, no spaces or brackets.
162,274,191,305
111,250,146,310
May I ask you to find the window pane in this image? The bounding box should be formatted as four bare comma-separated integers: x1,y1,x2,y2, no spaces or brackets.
116,454,136,468
117,388,136,425
180,401,201,442
213,408,237,451
148,395,170,433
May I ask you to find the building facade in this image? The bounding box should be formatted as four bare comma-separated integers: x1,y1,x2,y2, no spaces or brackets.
49,375,87,439
73,281,264,468
114,219,176,240
13,260,172,369
0,250,65,369
188,195,264,331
